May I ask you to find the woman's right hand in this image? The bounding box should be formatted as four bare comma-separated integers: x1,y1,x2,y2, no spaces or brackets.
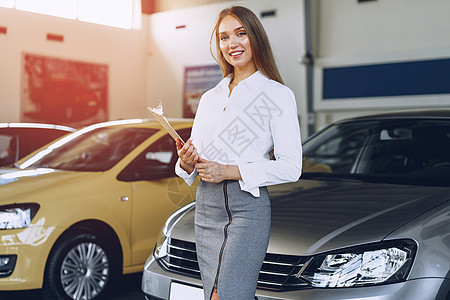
176,138,199,174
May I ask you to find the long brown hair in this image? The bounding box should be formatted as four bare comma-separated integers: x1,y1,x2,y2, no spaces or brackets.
210,6,283,84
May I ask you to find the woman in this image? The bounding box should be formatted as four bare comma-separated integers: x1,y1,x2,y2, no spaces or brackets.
176,6,302,300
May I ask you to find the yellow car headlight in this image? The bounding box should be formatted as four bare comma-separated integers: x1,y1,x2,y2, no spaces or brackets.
0,203,40,230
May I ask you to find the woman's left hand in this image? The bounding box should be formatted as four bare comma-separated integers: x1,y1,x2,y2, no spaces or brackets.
196,158,243,183
195,157,228,183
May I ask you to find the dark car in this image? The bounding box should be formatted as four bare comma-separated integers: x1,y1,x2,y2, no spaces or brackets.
142,110,450,300
0,123,75,167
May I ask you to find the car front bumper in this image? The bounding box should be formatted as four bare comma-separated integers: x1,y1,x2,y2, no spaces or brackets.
142,254,449,300
0,225,58,290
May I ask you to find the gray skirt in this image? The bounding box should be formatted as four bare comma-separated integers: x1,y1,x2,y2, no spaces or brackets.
195,180,271,300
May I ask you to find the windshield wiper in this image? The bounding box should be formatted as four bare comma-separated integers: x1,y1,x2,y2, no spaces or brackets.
301,172,447,186
301,172,385,183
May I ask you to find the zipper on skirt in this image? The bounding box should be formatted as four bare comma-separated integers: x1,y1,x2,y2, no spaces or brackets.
212,180,232,294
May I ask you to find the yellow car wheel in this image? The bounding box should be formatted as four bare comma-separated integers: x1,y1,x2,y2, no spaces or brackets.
42,231,120,300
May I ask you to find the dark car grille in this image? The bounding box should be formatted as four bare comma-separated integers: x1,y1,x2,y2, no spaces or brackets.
158,238,311,291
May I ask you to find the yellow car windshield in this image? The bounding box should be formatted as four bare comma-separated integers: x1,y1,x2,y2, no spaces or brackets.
21,127,156,171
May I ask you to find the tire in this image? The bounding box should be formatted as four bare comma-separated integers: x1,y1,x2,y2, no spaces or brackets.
42,231,119,300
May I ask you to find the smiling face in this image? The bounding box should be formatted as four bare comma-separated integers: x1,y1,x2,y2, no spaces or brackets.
218,15,256,74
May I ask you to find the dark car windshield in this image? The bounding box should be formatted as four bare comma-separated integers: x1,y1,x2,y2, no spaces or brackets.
302,119,450,186
18,127,156,171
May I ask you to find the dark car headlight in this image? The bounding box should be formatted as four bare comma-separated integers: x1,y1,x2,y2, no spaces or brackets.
0,203,40,230
154,202,195,260
298,239,417,288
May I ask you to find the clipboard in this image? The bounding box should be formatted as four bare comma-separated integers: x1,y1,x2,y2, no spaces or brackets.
147,101,185,145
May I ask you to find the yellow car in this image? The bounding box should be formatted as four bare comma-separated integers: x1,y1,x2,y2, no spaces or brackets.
0,119,196,299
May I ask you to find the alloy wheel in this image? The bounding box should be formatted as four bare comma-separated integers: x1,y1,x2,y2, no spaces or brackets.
60,242,110,300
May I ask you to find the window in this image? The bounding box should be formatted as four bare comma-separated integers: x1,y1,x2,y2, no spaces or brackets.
303,122,372,174
78,0,133,29
0,0,14,8
1,0,141,29
303,119,450,186
0,134,18,166
22,127,155,171
354,121,450,179
117,128,192,182
15,0,77,19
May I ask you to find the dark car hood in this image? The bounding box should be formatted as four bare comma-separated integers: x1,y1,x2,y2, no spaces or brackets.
171,178,449,256
266,178,449,255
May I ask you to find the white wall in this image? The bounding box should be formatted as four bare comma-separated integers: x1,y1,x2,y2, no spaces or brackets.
317,0,450,59
313,0,450,129
6,1,446,134
0,7,147,126
144,0,308,137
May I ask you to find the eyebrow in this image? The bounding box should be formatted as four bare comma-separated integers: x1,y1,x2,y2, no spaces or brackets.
219,26,245,35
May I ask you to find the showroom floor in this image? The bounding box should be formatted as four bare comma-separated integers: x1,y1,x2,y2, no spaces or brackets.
0,272,144,299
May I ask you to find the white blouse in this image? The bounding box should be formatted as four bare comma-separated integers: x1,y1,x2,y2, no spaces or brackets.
175,70,302,197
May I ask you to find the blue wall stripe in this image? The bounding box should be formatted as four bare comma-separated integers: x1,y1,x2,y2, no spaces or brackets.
323,58,450,99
